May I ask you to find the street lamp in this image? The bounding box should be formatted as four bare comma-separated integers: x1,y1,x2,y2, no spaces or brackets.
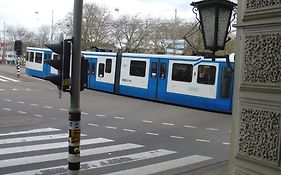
191,0,236,60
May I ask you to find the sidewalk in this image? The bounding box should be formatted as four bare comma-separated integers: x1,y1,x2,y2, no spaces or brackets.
180,161,228,175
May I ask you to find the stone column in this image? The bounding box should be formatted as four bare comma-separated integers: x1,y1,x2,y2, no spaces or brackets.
229,1,281,174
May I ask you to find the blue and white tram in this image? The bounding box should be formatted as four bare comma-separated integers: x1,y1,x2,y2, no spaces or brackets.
25,47,58,78
85,52,234,113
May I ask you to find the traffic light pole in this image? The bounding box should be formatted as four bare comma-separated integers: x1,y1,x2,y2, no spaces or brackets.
68,0,83,175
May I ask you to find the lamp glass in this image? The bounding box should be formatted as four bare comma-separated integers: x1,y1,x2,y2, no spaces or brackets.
217,7,232,48
200,7,216,49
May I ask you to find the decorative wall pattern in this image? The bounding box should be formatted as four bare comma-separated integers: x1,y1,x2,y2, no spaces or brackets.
247,0,281,10
243,32,281,84
239,108,281,164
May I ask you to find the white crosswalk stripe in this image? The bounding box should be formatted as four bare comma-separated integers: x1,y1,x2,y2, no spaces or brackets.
0,127,212,175
0,75,20,82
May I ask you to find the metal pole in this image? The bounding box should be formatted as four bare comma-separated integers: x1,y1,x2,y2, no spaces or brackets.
68,0,83,174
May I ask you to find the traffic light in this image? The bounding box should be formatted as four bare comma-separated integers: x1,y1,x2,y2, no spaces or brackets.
14,40,22,57
80,56,88,91
44,40,71,94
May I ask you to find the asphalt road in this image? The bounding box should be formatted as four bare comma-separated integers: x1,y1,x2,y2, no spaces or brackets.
0,64,232,175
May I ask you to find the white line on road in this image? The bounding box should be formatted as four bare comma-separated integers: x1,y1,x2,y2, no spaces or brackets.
50,117,57,120
146,132,159,136
0,78,8,82
30,104,38,106
81,112,88,115
3,108,11,111
9,149,176,175
4,99,12,102
88,123,99,127
142,120,153,123
96,114,106,117
0,138,113,155
105,126,117,130
196,139,210,143
0,128,60,137
0,75,20,82
34,114,43,118
44,105,53,109
17,101,24,104
104,155,213,175
0,143,144,169
162,122,175,126
59,108,68,111
0,89,5,91
223,142,230,145
17,111,27,114
206,128,219,131
123,129,136,132
26,88,31,91
170,136,184,139
12,89,18,91
184,125,197,129
114,116,125,120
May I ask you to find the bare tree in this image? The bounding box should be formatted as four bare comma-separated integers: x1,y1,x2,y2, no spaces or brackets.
37,25,51,47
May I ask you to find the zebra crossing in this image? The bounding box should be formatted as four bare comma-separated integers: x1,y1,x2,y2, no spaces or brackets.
0,127,213,175
0,75,20,83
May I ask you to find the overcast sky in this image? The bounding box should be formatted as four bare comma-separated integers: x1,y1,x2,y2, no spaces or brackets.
0,0,196,33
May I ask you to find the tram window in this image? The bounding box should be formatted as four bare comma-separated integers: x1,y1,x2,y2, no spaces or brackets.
35,53,43,63
197,65,216,85
29,52,34,62
160,63,166,79
220,68,232,99
98,63,105,77
90,63,96,75
45,53,51,60
53,54,59,60
105,59,112,73
129,60,146,77
151,62,157,78
172,63,193,82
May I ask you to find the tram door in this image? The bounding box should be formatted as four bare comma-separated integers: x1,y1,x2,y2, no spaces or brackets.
157,59,169,101
88,58,97,89
147,58,159,99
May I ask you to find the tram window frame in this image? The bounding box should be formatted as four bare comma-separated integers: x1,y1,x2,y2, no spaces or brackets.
35,52,43,63
129,60,146,77
29,52,34,62
160,63,166,79
105,59,112,73
172,63,193,82
151,62,157,78
26,52,29,61
98,63,105,77
90,63,96,76
197,65,216,85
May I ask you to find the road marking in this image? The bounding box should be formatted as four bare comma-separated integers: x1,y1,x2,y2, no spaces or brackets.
17,111,27,114
9,149,176,175
196,139,210,143
4,99,12,102
142,120,153,123
146,132,159,136
162,122,175,126
0,77,8,82
0,75,20,82
0,143,144,168
170,136,184,139
223,142,230,145
34,114,43,118
0,128,60,137
104,155,213,175
59,108,68,111
123,129,136,132
96,114,106,117
30,104,38,106
50,117,57,120
0,89,5,91
106,126,117,130
17,101,24,104
44,105,53,109
3,108,11,111
0,133,70,145
0,138,114,155
81,112,88,115
12,89,18,91
184,125,197,129
206,128,219,131
114,116,125,120
88,123,99,127
26,88,31,91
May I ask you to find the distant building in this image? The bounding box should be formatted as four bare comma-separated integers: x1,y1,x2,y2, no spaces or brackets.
163,39,187,55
